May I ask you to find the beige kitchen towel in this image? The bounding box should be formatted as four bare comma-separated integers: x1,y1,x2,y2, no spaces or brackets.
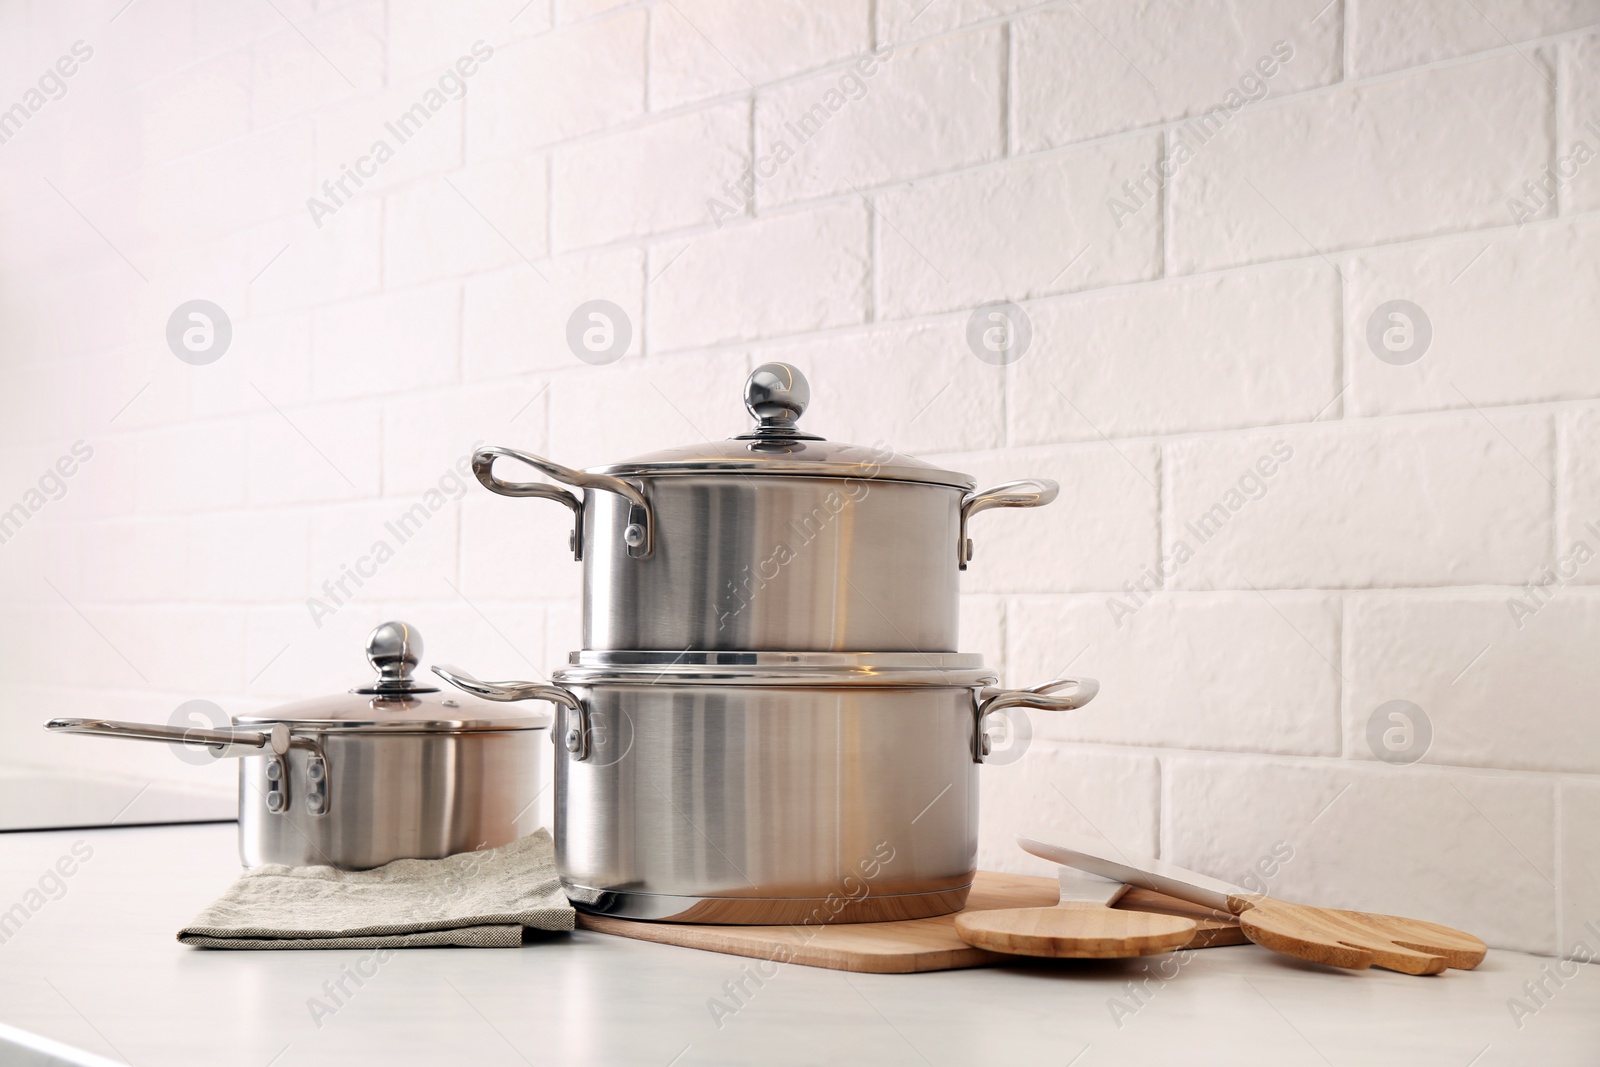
179,829,574,949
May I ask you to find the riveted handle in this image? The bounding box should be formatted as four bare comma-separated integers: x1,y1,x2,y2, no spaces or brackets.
959,478,1059,569
46,716,288,757
432,665,592,762
45,717,331,815
972,677,1097,762
472,445,654,559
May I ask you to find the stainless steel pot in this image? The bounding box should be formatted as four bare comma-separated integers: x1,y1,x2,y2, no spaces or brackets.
473,363,1058,652
46,623,549,870
434,653,1097,924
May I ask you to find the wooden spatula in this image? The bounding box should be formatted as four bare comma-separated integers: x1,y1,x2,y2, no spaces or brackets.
955,868,1198,958
1020,834,1487,976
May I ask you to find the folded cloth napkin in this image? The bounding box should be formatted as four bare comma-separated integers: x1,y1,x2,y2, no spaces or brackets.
179,829,574,949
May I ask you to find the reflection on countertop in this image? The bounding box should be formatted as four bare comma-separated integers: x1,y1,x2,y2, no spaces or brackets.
0,767,234,831
0,824,1597,1066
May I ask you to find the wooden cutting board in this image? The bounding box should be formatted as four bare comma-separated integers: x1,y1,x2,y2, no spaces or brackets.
575,871,1245,973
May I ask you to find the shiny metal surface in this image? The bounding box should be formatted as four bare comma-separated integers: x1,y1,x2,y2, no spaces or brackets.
741,361,816,437
557,649,995,687
45,716,294,758
959,478,1061,569
436,660,1099,923
357,620,439,694
470,363,1061,651
569,650,988,668
228,621,550,732
473,444,652,559
592,440,966,484
238,727,544,870
229,701,544,731
431,664,591,761
552,681,981,922
44,623,549,870
973,677,1098,760
597,363,966,485
567,886,973,925
582,473,964,650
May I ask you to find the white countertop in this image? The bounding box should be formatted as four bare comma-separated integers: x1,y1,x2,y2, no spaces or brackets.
0,824,1595,1067
0,771,234,832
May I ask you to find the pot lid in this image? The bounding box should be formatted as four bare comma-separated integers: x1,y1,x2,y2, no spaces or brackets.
588,363,977,489
554,649,997,688
232,622,551,733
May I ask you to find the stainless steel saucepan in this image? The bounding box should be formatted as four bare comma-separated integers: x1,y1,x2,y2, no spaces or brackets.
472,363,1058,653
46,623,549,870
434,653,1098,924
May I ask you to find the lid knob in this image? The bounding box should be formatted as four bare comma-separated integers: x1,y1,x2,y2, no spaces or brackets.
359,621,437,695
745,363,810,432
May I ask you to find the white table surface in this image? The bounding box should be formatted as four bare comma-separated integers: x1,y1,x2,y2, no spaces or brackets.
0,823,1595,1067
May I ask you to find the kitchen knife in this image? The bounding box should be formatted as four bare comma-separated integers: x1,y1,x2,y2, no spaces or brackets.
1018,833,1487,975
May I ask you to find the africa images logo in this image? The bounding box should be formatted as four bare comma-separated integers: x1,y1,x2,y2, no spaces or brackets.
0,40,93,148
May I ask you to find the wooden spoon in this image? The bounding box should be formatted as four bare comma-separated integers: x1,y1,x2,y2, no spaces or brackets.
955,868,1198,958
1019,834,1487,976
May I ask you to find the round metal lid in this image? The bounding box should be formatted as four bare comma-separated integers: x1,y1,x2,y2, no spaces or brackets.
553,649,998,687
231,622,550,733
588,363,977,490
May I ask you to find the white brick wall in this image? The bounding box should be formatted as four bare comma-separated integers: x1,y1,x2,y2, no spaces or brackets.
1008,593,1342,756
1563,405,1600,553
872,137,1163,319
646,202,869,350
649,0,867,111
2,0,1597,960
1008,262,1340,443
1561,31,1600,214
1168,51,1553,272
1345,217,1600,416
552,102,751,250
383,157,549,286
462,249,644,377
752,28,1004,206
1163,417,1555,588
1343,591,1600,773
466,10,645,157
1563,780,1600,954
1163,756,1558,954
1011,0,1342,153
1348,0,1600,77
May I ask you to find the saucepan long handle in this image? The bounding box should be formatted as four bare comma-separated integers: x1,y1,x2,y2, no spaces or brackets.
44,717,291,759
46,718,331,817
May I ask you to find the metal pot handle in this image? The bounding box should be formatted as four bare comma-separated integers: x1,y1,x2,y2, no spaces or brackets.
44,718,331,815
972,677,1098,762
45,716,291,756
959,478,1059,569
431,665,592,762
472,445,653,560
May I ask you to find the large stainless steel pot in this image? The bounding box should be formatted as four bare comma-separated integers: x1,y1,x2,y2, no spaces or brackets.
434,654,1097,924
46,623,549,870
473,363,1058,652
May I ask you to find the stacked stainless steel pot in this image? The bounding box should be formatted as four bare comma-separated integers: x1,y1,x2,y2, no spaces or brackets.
436,363,1097,924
